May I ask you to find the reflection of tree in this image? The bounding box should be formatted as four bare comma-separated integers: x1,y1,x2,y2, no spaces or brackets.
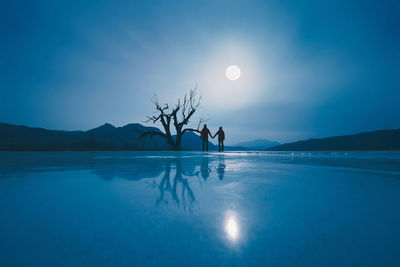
153,155,226,211
154,159,196,211
90,153,226,211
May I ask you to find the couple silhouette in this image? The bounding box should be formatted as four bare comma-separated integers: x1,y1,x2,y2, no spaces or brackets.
200,124,225,152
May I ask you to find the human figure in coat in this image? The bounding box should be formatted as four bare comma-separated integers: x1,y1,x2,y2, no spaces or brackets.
213,126,225,152
200,124,212,152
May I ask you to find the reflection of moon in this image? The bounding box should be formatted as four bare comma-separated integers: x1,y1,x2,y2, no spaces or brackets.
226,217,239,240
225,65,241,80
224,211,240,241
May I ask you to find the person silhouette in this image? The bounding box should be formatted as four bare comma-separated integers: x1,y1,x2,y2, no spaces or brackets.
213,126,225,152
200,124,212,151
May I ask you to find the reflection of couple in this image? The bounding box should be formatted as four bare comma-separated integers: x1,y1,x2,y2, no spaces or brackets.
200,124,225,152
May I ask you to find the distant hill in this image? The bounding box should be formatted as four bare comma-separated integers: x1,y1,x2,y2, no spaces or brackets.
0,123,217,151
234,139,280,150
268,128,400,151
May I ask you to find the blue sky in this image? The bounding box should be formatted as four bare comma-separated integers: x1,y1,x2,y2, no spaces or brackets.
1,0,399,144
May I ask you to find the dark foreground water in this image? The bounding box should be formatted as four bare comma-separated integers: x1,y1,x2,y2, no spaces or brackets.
1,151,400,266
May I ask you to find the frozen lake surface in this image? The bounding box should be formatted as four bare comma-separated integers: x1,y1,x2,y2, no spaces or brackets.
1,151,400,266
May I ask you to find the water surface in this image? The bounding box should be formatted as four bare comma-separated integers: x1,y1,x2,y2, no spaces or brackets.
1,151,400,266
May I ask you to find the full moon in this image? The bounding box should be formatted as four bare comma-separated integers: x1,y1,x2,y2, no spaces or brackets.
225,65,241,80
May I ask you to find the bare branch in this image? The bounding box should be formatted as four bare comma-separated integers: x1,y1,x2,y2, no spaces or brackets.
197,115,207,129
139,130,168,140
178,88,201,128
145,114,161,124
182,114,207,134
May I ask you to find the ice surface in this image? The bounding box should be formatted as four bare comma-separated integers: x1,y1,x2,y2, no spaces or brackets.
0,151,400,266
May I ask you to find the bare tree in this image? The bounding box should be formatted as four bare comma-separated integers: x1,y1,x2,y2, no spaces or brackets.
141,87,205,150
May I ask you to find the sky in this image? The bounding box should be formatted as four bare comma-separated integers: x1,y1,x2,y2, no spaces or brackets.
1,0,400,144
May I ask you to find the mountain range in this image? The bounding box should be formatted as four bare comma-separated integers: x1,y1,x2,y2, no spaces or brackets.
0,123,243,151
1,122,399,151
268,128,400,151
233,139,280,150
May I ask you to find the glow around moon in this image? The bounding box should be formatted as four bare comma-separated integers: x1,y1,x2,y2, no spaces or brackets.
225,65,241,80
199,43,261,109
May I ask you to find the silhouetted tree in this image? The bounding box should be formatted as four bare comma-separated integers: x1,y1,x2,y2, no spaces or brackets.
141,88,205,150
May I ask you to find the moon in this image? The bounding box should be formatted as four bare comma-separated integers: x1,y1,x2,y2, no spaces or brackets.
225,65,241,80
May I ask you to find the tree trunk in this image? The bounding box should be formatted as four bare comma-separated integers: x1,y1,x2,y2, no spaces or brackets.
175,131,183,149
